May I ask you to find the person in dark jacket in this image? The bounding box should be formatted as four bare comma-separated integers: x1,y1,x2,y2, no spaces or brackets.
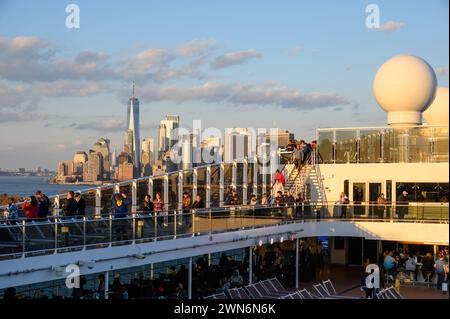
63,191,78,217
191,195,205,209
112,193,132,218
36,190,50,219
74,192,86,216
397,191,409,219
141,194,154,213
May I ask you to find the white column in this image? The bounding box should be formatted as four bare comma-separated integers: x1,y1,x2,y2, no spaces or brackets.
178,172,183,211
163,175,169,206
105,271,109,299
95,188,101,217
253,156,258,197
219,163,224,206
232,160,237,190
193,168,198,200
132,180,137,213
249,246,253,285
148,178,153,198
206,166,211,208
188,257,193,299
243,158,248,204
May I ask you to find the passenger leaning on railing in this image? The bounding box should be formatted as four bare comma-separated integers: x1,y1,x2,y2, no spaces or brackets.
141,194,154,214
74,192,86,216
6,198,19,220
112,192,132,218
62,191,78,217
35,190,50,219
22,196,39,220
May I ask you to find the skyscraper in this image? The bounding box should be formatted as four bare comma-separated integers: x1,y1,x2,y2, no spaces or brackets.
141,138,155,176
158,115,180,157
126,82,140,176
224,128,254,162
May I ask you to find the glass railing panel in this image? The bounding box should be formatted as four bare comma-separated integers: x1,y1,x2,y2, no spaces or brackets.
247,162,255,202
0,222,24,257
154,212,175,241
110,216,134,246
235,163,244,205
136,179,149,210
317,130,334,163
408,127,433,163
100,187,114,216
432,127,449,162
359,129,382,163
84,216,111,249
183,170,194,200
335,129,358,163
210,165,220,207
55,218,85,252
197,167,207,205
82,189,96,217
167,173,178,211
152,176,164,208
24,220,56,255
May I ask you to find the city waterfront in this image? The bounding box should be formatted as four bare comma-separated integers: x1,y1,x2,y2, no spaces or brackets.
0,175,97,197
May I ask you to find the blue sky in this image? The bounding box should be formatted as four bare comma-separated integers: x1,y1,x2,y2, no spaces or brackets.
0,0,448,169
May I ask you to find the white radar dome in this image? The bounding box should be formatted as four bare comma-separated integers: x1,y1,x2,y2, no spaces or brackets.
373,54,437,125
423,87,449,126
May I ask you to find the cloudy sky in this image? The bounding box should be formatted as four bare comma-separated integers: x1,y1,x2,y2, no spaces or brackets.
0,0,448,169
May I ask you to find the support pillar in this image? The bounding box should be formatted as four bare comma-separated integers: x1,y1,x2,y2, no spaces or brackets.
188,257,193,299
295,237,299,289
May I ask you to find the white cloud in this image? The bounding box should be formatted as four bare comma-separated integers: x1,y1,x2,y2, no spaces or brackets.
378,21,405,33
73,118,126,132
136,82,353,111
285,46,303,57
210,49,262,69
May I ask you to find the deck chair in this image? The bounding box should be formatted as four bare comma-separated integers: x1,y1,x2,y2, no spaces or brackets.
254,282,285,297
291,292,303,299
385,287,403,299
237,287,251,299
263,278,290,294
203,295,216,299
322,279,338,296
214,292,228,299
298,289,313,299
313,283,331,298
245,285,274,299
268,277,290,293
281,294,293,299
227,288,242,299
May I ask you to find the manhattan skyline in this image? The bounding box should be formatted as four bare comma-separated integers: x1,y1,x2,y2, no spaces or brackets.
0,0,448,169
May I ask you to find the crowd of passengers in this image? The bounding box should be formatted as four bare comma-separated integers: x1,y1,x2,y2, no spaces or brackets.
2,241,326,300
377,247,449,292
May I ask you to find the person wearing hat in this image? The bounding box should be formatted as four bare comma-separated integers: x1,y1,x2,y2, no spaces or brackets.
397,190,409,220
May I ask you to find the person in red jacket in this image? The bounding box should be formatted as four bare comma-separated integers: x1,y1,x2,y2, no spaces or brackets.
22,196,39,219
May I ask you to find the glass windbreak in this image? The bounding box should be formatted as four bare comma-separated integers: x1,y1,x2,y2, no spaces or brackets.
153,176,164,207
396,183,449,202
183,171,194,199
223,163,233,202
82,189,96,216
432,127,449,162
137,179,149,210
247,162,256,201
335,130,358,163
359,130,382,163
408,127,433,163
100,187,114,215
197,167,207,204
167,173,178,210
317,130,334,163
210,165,220,207
236,163,244,205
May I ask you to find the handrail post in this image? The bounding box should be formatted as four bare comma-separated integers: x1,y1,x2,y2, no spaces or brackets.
192,209,196,237
174,210,177,239
22,220,26,258
219,163,224,206
243,158,248,205
54,217,58,254
193,168,198,201
132,180,137,214
109,214,112,247
132,213,136,244
178,172,183,212
83,216,86,249
154,212,158,242
206,166,211,209
95,188,101,218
